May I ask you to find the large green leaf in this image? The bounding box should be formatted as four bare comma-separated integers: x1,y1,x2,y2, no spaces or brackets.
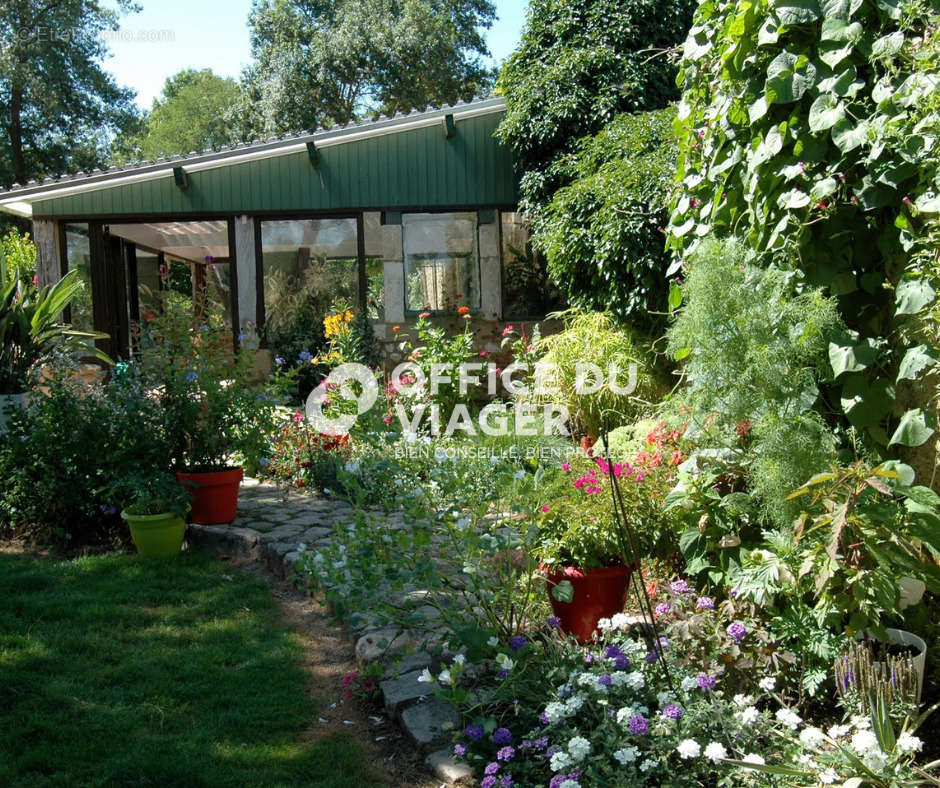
829,337,880,376
871,30,904,58
895,277,936,316
840,374,894,427
819,0,864,17
765,51,818,103
832,117,869,152
889,408,936,447
771,0,821,25
897,344,936,381
808,94,845,131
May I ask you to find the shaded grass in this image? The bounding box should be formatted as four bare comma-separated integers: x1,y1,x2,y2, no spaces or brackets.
0,552,384,787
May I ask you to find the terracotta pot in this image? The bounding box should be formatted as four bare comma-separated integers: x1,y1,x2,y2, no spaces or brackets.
177,467,243,524
545,563,633,643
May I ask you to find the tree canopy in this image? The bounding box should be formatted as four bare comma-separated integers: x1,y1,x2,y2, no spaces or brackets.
0,0,139,186
113,69,242,163
235,0,497,138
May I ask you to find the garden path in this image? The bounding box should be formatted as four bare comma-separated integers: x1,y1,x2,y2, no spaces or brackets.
187,477,472,786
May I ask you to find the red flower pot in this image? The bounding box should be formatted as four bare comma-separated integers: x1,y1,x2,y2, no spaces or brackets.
545,563,633,643
177,467,244,524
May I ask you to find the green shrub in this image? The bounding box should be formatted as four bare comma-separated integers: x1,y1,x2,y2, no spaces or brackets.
667,238,843,523
496,0,696,211
534,108,678,326
667,0,940,454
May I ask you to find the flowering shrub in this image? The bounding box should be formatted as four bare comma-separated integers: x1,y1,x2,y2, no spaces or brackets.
440,614,783,787
262,411,351,492
535,423,685,569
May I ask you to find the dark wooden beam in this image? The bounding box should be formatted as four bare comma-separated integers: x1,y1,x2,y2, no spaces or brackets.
443,113,455,138
356,212,367,311
306,141,319,166
173,166,188,190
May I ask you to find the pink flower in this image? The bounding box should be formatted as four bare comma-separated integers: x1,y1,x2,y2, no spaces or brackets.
479,350,488,357
292,411,304,424
561,462,570,471
502,325,514,337
541,505,550,513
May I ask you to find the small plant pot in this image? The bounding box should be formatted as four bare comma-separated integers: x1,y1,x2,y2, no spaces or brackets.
178,467,243,524
121,510,186,557
0,392,28,434
859,628,928,701
545,563,633,643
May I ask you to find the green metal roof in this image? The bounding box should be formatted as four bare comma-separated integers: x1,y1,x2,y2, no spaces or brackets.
0,98,517,219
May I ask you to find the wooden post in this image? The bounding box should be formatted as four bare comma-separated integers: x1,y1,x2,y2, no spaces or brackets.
32,218,61,289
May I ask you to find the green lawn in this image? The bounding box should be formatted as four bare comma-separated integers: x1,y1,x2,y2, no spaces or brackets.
0,551,383,787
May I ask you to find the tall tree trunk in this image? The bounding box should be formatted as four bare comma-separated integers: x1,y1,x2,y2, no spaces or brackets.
9,85,27,186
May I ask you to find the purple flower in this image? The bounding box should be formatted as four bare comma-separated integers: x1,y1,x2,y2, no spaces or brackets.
729,587,740,598
484,761,501,775
533,737,549,750
454,743,467,757
497,746,515,762
185,370,198,382
629,715,649,735
696,596,715,610
549,776,566,788
645,650,660,664
697,673,717,691
614,655,631,670
497,669,508,679
597,674,613,687
670,579,690,594
539,713,550,725
604,645,623,659
662,703,683,721
546,616,562,628
492,727,513,745
481,778,497,788
546,745,561,757
501,777,514,788
520,739,532,749
509,635,526,651
463,723,484,740
583,652,595,664
727,621,748,641
655,602,670,616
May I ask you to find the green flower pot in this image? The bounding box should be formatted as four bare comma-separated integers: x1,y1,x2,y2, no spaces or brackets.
121,510,186,557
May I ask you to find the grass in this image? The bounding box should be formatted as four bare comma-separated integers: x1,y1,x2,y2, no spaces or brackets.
0,551,384,787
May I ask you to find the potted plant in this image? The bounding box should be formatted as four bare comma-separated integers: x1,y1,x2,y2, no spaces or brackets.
536,432,680,641
107,472,192,557
138,293,287,524
0,270,109,431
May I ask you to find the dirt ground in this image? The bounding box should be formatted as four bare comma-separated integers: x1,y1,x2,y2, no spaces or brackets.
235,559,443,788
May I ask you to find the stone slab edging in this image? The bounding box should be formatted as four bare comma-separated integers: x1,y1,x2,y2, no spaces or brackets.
185,478,471,785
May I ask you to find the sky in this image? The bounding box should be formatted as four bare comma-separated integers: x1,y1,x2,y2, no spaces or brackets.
102,0,529,110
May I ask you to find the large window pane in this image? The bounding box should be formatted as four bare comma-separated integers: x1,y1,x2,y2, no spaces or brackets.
64,223,93,333
403,212,480,313
501,211,565,320
363,212,384,320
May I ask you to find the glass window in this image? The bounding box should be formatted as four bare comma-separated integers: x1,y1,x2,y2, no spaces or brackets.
63,223,93,333
501,211,566,320
403,212,480,313
362,212,384,321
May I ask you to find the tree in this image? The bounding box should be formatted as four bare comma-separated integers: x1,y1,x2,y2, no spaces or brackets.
495,0,697,213
0,0,139,187
235,0,496,138
113,70,242,163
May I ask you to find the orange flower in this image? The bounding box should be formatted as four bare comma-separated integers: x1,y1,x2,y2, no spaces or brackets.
392,325,400,332
457,306,471,315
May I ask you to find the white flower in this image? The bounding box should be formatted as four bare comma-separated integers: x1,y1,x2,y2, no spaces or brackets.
610,612,631,630
733,693,753,707
344,461,359,473
656,691,675,706
775,708,802,730
455,517,470,530
495,653,514,671
704,742,727,762
312,552,325,564
639,759,657,772
610,672,631,687
568,736,592,761
513,469,526,480
742,753,765,766
680,676,700,691
453,653,466,666
799,727,825,748
577,672,598,688
489,454,500,465
758,677,776,691
438,669,453,685
738,706,760,726
827,723,851,739
897,732,923,753
487,636,499,647
625,671,645,689
417,668,433,683
564,695,585,714
549,751,573,771
676,739,701,759
863,749,887,771
850,730,879,755
614,746,638,764
850,714,872,730
559,781,579,788
818,768,839,785
597,617,613,631
544,702,567,723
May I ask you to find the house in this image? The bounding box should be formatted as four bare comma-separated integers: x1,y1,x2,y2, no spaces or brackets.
0,96,548,359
